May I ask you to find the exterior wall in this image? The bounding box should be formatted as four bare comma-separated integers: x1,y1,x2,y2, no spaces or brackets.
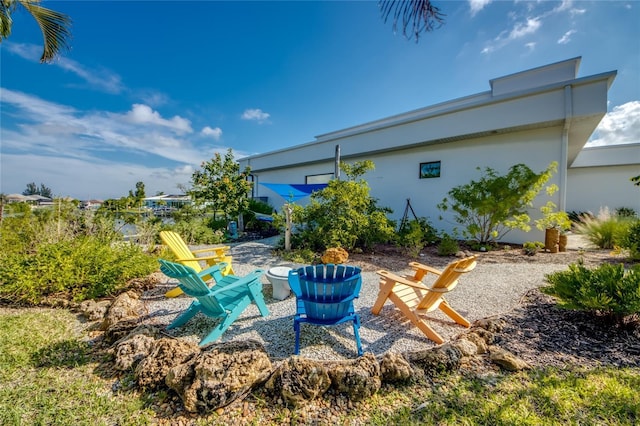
567,165,640,215
253,127,565,244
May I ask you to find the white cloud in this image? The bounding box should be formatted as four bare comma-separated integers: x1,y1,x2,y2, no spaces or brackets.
124,104,193,134
587,101,640,146
6,42,125,94
468,0,492,16
482,17,541,54
1,88,202,164
557,29,577,44
241,108,270,123
57,58,125,94
525,42,536,51
136,90,170,108
201,126,223,140
479,0,589,55
0,153,192,200
509,18,541,39
5,42,41,61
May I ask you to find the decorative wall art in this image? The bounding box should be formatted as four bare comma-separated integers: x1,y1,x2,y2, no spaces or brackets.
420,161,441,179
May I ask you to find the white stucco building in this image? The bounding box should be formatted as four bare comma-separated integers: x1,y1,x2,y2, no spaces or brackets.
239,57,638,244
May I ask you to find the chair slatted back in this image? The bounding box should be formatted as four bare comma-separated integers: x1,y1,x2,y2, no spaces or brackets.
160,231,203,272
415,256,477,311
290,264,362,322
159,259,226,316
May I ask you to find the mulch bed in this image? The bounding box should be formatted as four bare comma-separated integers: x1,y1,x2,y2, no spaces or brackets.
497,289,640,369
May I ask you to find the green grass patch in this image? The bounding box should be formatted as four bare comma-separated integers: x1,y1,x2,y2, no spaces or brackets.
0,308,153,425
356,369,640,425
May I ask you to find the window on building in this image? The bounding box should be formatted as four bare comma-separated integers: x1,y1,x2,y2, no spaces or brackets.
306,173,333,184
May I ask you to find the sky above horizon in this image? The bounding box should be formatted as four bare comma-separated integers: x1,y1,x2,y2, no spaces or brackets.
1,0,639,200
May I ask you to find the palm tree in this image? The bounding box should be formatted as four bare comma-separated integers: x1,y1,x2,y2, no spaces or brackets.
0,0,72,63
379,0,445,42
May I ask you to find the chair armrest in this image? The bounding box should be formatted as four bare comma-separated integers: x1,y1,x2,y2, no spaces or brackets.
376,270,430,291
198,262,228,279
209,269,265,295
191,245,230,255
176,253,225,263
408,262,442,276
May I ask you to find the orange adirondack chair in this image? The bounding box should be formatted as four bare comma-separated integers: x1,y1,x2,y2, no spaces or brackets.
160,230,234,298
371,256,478,344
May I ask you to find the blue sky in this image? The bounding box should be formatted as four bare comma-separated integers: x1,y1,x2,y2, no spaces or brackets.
1,0,638,200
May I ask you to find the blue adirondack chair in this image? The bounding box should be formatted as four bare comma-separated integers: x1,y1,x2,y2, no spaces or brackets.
158,259,269,346
288,264,363,356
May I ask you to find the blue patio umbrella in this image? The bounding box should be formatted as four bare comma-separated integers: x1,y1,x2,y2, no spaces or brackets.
259,183,328,203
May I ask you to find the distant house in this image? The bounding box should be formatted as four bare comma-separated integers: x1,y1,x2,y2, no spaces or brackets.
5,194,53,206
144,194,191,212
238,57,632,244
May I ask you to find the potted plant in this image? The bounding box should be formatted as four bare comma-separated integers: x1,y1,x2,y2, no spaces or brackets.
535,198,571,253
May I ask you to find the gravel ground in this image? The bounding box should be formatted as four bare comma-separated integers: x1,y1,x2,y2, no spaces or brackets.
141,237,586,361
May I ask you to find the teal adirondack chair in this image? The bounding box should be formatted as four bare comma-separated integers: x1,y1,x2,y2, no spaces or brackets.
158,259,269,346
288,264,363,356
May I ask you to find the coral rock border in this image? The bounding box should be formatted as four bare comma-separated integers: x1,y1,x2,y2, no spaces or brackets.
82,291,529,413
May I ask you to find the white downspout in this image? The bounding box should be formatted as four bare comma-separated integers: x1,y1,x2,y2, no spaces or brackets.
560,85,572,212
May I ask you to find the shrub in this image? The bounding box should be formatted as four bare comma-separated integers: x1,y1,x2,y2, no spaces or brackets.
284,161,396,252
437,162,556,245
0,201,158,305
523,241,544,256
397,218,438,258
573,207,634,249
437,233,460,256
543,261,640,325
568,210,594,225
0,237,157,304
169,219,225,245
619,220,640,260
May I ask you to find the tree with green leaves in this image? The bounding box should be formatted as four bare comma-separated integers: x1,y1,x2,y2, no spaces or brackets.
127,181,146,210
0,0,72,63
189,149,253,222
632,175,640,187
438,162,558,246
23,182,52,197
289,160,395,252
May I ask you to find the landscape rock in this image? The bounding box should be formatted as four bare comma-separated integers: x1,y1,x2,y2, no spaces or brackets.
166,340,272,413
114,333,156,371
451,338,479,357
379,352,414,383
461,331,490,354
78,299,111,321
489,345,531,371
473,318,507,333
265,356,332,407
135,338,200,389
103,318,158,346
327,353,381,400
100,290,144,331
405,343,463,375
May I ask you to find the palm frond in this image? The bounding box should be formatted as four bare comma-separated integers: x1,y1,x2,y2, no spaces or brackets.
0,1,15,40
379,0,445,42
21,0,72,62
